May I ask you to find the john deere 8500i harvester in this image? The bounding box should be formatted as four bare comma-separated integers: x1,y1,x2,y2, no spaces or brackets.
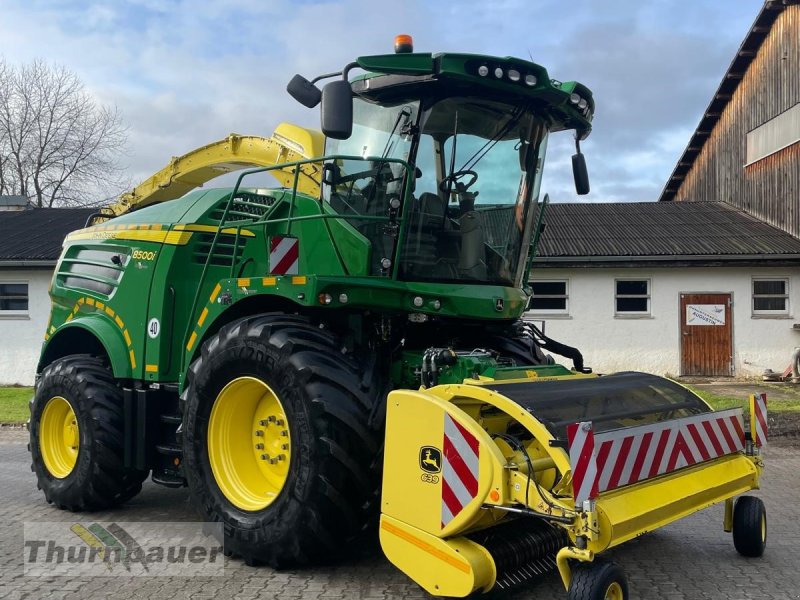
30,36,767,599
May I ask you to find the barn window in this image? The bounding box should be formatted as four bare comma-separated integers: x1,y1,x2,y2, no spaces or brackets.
0,282,29,315
528,280,569,314
615,279,650,315
752,278,789,316
745,102,800,165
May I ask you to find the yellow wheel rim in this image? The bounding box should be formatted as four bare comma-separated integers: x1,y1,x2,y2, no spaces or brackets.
39,396,79,479
207,376,292,511
605,581,624,600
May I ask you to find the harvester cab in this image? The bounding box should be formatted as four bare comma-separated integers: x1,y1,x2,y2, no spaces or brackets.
30,35,767,600
288,35,593,285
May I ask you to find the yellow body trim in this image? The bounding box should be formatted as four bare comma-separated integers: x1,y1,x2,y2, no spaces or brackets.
380,519,470,574
237,278,251,288
65,229,193,245
129,350,136,369
209,283,222,303
114,315,124,328
104,306,115,318
173,224,255,237
123,329,132,346
262,277,277,286
590,452,759,553
145,364,158,373
186,331,198,351
379,515,495,597
291,276,307,285
198,307,209,327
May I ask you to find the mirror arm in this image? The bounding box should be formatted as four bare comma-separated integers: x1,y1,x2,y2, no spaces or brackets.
310,71,343,85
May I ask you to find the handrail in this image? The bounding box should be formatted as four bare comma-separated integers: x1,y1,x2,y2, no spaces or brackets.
181,154,413,371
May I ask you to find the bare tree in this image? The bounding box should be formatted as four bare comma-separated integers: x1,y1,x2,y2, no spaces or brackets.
0,58,127,207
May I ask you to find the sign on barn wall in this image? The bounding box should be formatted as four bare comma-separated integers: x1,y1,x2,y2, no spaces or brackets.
686,304,726,326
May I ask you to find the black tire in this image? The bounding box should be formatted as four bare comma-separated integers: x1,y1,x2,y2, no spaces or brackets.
181,314,384,568
732,496,767,557
568,559,628,600
29,355,149,511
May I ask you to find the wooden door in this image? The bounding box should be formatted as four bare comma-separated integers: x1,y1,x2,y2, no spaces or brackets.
680,293,733,376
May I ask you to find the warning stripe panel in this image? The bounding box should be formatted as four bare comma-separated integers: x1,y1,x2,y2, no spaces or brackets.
269,236,299,275
751,393,768,447
441,413,480,528
569,408,745,501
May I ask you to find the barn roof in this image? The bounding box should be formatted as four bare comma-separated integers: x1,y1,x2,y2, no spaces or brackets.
658,0,799,202
0,209,94,264
535,201,800,266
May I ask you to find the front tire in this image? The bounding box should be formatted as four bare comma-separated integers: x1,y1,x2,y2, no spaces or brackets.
568,559,628,600
732,496,767,557
29,355,148,510
182,314,383,567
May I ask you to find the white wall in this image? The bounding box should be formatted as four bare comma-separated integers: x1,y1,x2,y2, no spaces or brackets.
0,269,52,386
526,266,800,378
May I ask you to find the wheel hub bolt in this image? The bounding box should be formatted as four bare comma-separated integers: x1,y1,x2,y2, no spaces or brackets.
281,443,289,450
280,430,288,437
261,454,270,461
255,443,264,449
255,430,264,437
259,419,268,426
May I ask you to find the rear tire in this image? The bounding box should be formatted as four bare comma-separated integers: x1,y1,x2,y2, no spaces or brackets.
29,355,148,510
732,496,766,557
182,314,384,567
567,559,628,600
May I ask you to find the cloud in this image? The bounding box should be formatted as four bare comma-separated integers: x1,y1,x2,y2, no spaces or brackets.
0,0,761,202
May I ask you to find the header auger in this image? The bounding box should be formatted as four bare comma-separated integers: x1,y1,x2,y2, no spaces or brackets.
30,35,766,599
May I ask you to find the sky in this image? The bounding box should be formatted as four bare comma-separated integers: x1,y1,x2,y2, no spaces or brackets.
0,0,763,203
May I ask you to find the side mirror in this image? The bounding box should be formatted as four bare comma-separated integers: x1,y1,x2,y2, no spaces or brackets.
572,152,590,195
287,74,322,108
321,80,353,140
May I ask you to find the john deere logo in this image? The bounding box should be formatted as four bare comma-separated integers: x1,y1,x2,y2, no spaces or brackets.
419,446,441,473
494,297,504,311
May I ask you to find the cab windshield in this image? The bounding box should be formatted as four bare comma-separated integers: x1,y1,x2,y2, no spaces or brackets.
404,97,548,286
323,95,548,285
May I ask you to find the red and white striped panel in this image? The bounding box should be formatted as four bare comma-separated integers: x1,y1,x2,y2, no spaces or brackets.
567,421,599,504
269,236,299,275
750,393,768,448
568,408,745,499
441,413,480,528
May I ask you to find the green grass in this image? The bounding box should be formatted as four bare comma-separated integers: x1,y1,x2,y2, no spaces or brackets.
685,385,800,413
0,387,33,423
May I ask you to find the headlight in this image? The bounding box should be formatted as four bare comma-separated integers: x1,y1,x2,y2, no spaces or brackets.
478,65,489,77
507,69,521,82
524,74,537,86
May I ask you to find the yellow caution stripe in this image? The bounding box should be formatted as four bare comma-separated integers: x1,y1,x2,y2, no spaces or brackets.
380,519,470,574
